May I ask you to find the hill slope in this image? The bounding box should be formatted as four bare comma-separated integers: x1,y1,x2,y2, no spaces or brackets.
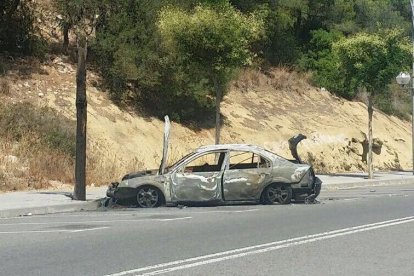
0,60,411,190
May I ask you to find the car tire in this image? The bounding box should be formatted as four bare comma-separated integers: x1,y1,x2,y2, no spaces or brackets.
136,186,163,208
263,183,292,205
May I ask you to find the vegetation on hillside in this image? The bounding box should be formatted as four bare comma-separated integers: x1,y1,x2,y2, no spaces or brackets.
0,102,75,191
158,2,263,143
0,0,46,57
0,101,143,191
333,30,410,178
1,0,412,121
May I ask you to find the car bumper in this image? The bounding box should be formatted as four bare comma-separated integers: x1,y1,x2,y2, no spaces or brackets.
314,177,322,192
106,182,137,199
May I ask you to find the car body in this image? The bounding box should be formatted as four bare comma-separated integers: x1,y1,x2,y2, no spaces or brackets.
107,117,322,207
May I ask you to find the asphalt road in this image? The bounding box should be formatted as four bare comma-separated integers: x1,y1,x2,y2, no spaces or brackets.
1,184,414,276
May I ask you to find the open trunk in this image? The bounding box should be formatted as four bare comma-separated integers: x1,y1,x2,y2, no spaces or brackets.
288,134,307,164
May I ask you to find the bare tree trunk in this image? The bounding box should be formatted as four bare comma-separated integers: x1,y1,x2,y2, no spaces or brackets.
367,93,374,179
63,24,70,54
213,76,222,145
73,37,88,201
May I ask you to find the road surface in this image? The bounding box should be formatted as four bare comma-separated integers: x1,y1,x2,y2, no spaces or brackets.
1,184,413,276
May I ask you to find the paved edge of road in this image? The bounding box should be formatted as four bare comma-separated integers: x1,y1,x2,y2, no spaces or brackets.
0,199,102,219
322,176,414,190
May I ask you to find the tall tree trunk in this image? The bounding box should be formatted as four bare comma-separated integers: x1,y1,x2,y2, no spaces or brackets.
213,76,222,145
73,37,88,201
367,93,374,179
63,24,70,54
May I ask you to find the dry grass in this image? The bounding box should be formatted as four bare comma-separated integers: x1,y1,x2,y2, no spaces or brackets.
0,79,10,95
0,136,146,192
0,133,73,191
234,67,311,93
0,143,147,192
0,101,146,192
86,153,145,186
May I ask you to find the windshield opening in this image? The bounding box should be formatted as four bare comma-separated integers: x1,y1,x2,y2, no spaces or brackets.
164,151,197,173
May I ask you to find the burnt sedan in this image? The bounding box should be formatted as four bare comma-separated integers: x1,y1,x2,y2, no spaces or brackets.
107,131,321,207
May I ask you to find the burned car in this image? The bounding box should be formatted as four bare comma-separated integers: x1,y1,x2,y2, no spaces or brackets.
107,117,322,207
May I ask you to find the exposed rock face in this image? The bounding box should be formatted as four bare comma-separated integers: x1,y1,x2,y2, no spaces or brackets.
350,133,384,163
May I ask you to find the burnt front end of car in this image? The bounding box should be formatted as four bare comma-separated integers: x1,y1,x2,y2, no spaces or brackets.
106,182,118,198
106,169,159,200
106,181,138,200
106,169,171,206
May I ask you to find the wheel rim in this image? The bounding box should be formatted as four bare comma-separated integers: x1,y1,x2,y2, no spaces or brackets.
267,185,289,203
137,187,159,208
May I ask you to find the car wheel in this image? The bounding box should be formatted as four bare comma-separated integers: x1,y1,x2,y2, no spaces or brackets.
136,186,162,208
263,183,292,205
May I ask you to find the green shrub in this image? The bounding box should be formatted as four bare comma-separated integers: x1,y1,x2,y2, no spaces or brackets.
298,29,352,96
92,0,219,123
0,1,46,57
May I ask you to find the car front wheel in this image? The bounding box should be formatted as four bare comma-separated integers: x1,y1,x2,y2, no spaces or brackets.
136,186,162,208
263,183,292,205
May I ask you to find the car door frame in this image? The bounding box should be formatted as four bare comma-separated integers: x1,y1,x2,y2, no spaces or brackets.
169,150,229,202
222,149,272,201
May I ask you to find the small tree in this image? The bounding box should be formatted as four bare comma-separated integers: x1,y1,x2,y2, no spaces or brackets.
334,30,410,179
158,3,263,144
54,0,102,53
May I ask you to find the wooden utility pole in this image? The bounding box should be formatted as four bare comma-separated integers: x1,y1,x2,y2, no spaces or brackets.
63,23,70,54
367,93,374,179
213,75,222,145
73,36,88,201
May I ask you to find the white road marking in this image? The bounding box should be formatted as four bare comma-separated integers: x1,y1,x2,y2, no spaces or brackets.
225,209,259,213
159,217,192,222
0,226,109,234
0,208,259,221
105,216,414,276
71,227,110,233
0,217,192,226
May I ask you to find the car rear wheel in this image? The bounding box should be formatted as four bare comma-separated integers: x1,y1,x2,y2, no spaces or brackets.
136,186,162,208
263,183,292,205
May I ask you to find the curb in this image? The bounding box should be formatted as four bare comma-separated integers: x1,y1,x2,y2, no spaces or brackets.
0,199,102,218
321,177,414,190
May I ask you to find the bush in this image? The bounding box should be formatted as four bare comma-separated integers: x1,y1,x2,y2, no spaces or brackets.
298,29,350,95
92,0,218,123
252,5,300,66
0,102,76,156
0,0,46,57
375,85,412,120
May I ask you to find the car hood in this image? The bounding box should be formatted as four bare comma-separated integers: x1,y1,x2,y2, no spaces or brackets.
288,134,307,164
121,169,158,181
158,115,170,175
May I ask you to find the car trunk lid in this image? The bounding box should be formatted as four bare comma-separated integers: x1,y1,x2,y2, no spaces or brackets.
288,134,307,164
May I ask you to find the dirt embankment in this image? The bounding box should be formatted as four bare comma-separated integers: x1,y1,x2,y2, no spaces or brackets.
0,59,412,191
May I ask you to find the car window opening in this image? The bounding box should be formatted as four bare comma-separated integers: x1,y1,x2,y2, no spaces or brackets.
183,151,226,173
229,151,270,170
